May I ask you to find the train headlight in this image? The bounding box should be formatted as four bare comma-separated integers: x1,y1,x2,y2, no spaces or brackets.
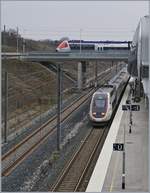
101,112,105,116
92,112,96,117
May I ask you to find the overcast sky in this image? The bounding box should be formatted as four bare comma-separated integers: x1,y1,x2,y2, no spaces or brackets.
1,1,149,41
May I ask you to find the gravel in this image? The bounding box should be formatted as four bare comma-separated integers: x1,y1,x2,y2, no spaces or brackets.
2,99,91,192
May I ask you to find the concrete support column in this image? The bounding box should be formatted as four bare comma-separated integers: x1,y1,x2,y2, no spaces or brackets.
82,61,87,86
78,62,82,90
95,61,98,87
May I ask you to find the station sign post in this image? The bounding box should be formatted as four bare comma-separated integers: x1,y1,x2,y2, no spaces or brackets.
113,143,124,151
113,142,125,189
122,103,140,133
122,104,140,111
113,125,126,189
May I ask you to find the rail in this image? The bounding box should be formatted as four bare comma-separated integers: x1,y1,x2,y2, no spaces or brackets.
51,127,109,192
1,67,120,177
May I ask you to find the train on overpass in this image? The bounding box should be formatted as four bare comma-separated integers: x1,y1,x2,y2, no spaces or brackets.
56,40,131,52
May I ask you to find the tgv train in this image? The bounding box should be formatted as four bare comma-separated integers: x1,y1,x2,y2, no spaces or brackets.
56,40,131,52
89,68,129,125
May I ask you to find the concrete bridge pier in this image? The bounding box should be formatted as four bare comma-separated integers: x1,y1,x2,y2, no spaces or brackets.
95,61,98,88
77,61,87,90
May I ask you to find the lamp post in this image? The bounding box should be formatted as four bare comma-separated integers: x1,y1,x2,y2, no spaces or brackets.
57,63,61,151
80,28,82,53
16,27,19,53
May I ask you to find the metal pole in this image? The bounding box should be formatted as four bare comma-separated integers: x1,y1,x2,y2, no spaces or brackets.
80,28,82,53
4,71,8,143
129,103,132,133
23,39,25,53
57,63,61,151
16,27,19,53
4,25,6,32
122,125,126,189
39,98,42,126
60,64,63,108
60,64,62,138
3,25,6,46
129,94,132,133
137,18,142,100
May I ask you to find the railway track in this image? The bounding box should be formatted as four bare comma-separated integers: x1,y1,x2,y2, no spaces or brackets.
50,127,108,192
2,88,94,177
1,67,116,177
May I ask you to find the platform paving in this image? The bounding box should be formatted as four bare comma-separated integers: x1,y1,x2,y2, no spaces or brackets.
86,85,149,192
102,97,149,192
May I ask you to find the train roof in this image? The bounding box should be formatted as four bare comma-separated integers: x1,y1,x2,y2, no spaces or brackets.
68,40,132,44
93,68,128,96
95,85,115,94
109,74,125,85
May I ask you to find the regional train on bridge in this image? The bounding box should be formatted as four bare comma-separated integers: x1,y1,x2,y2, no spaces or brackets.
56,40,131,52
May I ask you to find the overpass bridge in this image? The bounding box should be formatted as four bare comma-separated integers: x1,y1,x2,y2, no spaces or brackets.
2,50,129,90
2,50,129,62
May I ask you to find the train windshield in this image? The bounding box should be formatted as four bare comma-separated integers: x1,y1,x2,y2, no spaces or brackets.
95,99,106,108
92,94,107,111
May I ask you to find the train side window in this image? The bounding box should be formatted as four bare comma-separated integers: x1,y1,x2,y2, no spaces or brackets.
110,89,115,97
97,46,103,51
112,97,116,109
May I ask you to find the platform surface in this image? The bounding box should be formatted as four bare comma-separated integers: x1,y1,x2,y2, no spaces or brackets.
86,85,149,192
102,96,149,192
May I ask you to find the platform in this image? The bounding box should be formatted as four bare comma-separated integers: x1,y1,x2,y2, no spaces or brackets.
86,85,149,192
